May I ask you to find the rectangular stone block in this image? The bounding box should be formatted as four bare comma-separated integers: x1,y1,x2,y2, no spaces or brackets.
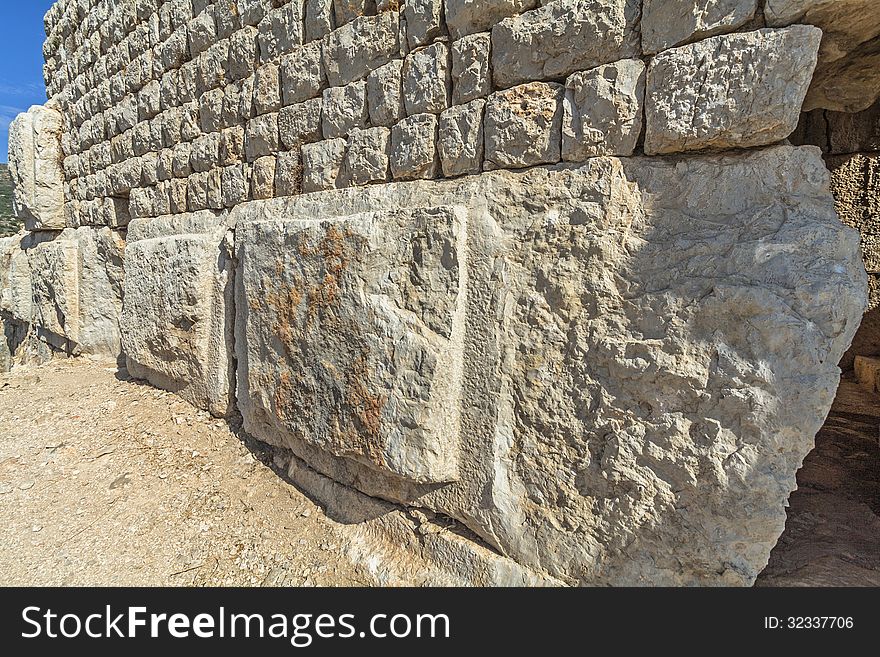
279,98,324,149
322,81,368,139
451,32,492,105
302,138,348,191
367,60,405,128
341,127,391,186
233,205,467,484
439,99,485,177
403,42,451,115
281,41,327,105
391,113,439,180
445,0,538,39
491,0,641,89
322,12,400,87
484,82,564,170
122,212,235,417
644,27,821,155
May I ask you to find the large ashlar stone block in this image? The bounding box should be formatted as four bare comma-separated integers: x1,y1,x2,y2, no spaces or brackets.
444,0,538,40
484,82,564,169
230,145,866,586
8,104,66,231
491,0,641,89
644,27,822,155
234,207,467,484
121,212,235,417
322,11,400,87
766,1,880,113
641,0,758,55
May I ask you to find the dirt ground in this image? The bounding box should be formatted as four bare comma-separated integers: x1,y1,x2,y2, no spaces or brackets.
0,358,878,587
0,358,370,586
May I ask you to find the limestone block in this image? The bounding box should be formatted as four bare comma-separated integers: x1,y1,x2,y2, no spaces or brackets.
444,0,538,39
438,99,485,177
403,43,451,115
322,12,400,87
280,98,324,149
191,132,222,173
484,82,564,170
222,164,251,207
451,32,492,105
8,104,66,231
239,0,273,27
644,27,822,155
228,26,259,80
122,212,235,417
854,356,880,394
341,127,391,186
276,150,304,197
642,0,758,55
257,2,305,63
367,60,405,128
253,63,281,115
766,0,880,112
391,114,439,181
322,82,368,139
27,234,80,344
220,126,246,166
188,11,217,56
245,113,280,161
333,0,373,26
229,144,865,586
491,0,642,89
404,0,444,49
281,41,327,105
252,155,277,199
234,206,467,483
302,138,348,192
305,0,336,42
72,227,125,357
562,59,645,161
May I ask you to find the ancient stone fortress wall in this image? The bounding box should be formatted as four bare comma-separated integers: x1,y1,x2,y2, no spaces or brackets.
1,0,877,585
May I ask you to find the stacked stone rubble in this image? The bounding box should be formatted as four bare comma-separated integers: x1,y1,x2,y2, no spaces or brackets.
2,0,878,585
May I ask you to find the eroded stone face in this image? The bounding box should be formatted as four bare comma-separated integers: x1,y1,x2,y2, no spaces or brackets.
642,0,758,55
121,212,235,417
8,104,66,231
235,206,467,485
645,27,821,155
230,145,866,586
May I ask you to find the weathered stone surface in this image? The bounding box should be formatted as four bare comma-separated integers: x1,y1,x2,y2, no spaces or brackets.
391,114,439,180
279,98,324,149
341,127,391,186
322,82,368,139
562,59,645,160
451,32,492,105
766,1,880,112
26,234,80,345
404,0,445,49
403,43,451,115
322,12,400,87
644,27,822,155
234,207,467,484
72,227,125,357
491,0,642,89
230,145,865,586
302,138,348,192
121,212,235,417
445,0,538,39
642,0,758,55
484,82,564,170
367,60,405,128
438,100,485,177
8,104,66,231
305,0,336,42
281,41,327,106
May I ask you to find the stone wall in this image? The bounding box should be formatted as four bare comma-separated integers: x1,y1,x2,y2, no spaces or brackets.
2,0,877,585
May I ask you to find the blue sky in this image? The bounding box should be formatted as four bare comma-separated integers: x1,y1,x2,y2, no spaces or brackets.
0,1,55,164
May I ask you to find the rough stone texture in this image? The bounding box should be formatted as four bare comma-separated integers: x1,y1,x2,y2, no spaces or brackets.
322,82,368,139
322,12,400,87
235,207,467,484
391,114,439,181
341,127,391,186
484,82,564,170
121,212,235,418
766,1,880,113
230,145,866,585
366,60,405,128
562,59,645,161
438,99,485,177
451,32,492,105
302,138,348,192
8,104,66,231
444,0,538,40
642,0,758,55
404,0,445,50
826,153,880,370
491,0,642,89
644,27,822,155
403,43,451,116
